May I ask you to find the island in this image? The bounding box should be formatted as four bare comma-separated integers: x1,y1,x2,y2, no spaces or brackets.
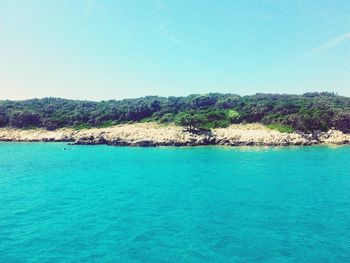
0,92,349,146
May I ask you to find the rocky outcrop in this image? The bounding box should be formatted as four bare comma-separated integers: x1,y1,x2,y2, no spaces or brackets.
72,125,216,146
213,124,313,146
0,128,76,142
0,123,349,146
317,129,350,144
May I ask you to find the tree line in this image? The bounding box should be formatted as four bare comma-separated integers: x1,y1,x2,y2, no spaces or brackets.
0,92,349,133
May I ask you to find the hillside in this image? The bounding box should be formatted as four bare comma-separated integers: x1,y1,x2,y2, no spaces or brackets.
0,92,349,133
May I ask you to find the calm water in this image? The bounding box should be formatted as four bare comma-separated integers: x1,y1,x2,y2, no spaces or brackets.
1,143,350,262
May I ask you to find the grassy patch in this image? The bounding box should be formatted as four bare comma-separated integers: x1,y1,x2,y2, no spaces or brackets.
73,123,92,130
140,117,157,123
98,120,116,128
267,124,294,133
201,119,231,130
22,125,39,130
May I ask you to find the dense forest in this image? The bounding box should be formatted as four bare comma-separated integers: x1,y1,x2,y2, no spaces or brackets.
0,92,350,133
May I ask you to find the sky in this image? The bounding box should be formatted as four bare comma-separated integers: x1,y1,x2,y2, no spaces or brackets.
0,0,349,100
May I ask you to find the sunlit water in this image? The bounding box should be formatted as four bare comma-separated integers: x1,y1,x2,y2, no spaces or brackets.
1,143,350,262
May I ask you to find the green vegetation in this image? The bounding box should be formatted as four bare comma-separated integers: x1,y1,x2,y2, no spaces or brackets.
0,92,349,133
98,120,116,128
174,112,206,132
73,123,92,130
267,124,294,133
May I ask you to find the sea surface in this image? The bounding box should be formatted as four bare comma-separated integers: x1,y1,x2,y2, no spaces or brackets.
0,143,350,262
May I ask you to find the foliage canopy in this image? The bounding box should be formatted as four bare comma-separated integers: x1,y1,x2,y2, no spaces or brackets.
0,92,349,133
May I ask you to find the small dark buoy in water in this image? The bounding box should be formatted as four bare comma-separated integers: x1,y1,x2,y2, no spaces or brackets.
64,148,66,150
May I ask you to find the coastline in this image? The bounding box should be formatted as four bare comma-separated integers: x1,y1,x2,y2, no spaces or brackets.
0,123,349,146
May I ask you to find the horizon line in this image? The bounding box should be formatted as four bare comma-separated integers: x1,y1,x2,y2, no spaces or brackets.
0,91,344,102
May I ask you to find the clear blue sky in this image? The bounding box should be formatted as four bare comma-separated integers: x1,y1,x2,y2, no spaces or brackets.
0,0,349,100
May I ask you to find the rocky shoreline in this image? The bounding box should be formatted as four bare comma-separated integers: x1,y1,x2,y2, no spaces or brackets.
0,123,349,146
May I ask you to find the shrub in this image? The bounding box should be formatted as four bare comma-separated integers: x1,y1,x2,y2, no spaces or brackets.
9,111,41,128
267,124,294,133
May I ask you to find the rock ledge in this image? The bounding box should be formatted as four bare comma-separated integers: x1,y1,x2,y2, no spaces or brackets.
0,123,349,146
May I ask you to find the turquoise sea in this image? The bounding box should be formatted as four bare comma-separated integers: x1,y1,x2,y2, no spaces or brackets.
1,143,350,262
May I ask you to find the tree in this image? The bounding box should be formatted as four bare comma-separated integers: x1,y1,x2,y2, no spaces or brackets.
9,111,41,128
191,95,217,109
332,112,350,133
160,113,174,123
174,112,205,132
0,111,8,127
227,110,240,123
